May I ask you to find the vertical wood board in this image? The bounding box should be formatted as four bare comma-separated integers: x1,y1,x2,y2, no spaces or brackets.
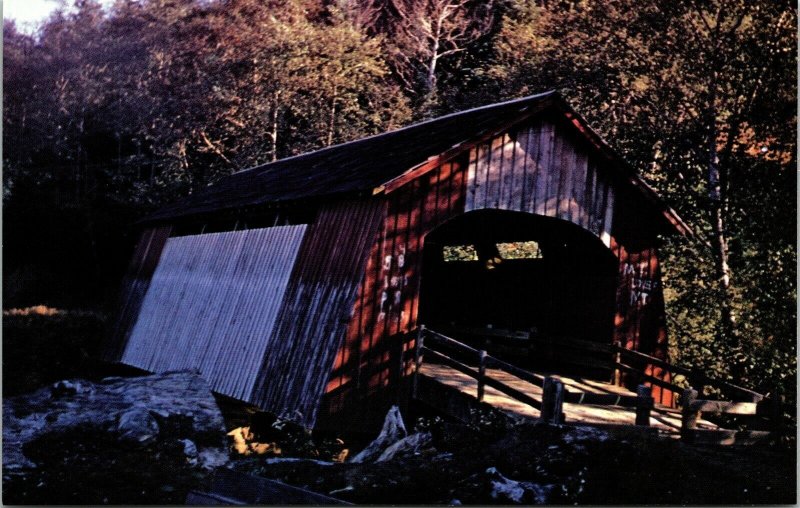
464,121,615,239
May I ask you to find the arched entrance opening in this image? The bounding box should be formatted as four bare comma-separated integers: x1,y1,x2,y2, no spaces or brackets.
419,209,618,379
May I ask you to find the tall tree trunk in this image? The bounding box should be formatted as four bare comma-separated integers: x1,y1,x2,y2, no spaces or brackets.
268,92,281,162
427,53,438,94
427,15,441,95
326,94,337,147
706,88,738,354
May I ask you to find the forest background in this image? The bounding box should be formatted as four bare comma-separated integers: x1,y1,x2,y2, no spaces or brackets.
3,0,796,411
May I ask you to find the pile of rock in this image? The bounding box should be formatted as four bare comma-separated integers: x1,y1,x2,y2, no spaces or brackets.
3,371,230,479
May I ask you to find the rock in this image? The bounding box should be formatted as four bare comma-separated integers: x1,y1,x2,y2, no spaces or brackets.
227,426,253,455
350,406,407,463
179,439,198,466
485,467,554,504
3,371,228,476
50,380,92,399
197,447,231,471
562,425,609,444
117,407,159,445
329,485,354,496
376,432,433,462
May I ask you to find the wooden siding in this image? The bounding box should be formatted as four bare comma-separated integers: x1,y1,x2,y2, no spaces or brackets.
103,225,171,362
465,120,615,246
251,199,385,428
120,225,307,401
611,244,672,405
320,158,468,427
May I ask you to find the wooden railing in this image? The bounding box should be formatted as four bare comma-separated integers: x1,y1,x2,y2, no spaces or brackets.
412,326,654,426
680,388,782,445
611,344,764,403
410,326,781,442
439,324,765,403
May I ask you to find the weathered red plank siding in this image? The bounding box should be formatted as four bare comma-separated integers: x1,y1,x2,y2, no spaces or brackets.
612,242,672,405
251,199,385,428
103,225,171,362
610,188,673,406
319,158,468,428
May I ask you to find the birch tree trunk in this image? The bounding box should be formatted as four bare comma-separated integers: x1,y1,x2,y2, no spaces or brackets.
706,85,738,351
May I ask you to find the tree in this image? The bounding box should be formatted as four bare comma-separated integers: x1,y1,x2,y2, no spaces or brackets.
383,0,495,112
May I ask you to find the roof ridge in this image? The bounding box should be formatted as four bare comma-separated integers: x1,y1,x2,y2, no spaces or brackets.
232,91,559,177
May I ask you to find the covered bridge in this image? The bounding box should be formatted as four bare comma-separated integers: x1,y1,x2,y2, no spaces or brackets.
103,92,690,431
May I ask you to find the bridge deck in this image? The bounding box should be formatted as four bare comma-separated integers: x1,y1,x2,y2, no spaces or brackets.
420,363,718,435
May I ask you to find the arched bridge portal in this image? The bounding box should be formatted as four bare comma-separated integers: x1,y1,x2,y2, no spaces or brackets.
419,209,618,378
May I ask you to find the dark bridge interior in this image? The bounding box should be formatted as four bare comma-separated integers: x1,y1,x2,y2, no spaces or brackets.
419,209,618,377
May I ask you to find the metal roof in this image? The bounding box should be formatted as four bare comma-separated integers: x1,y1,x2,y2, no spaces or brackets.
144,91,690,236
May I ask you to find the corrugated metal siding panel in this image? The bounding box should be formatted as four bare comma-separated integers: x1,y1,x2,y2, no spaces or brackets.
251,199,385,428
120,225,307,401
103,225,171,362
465,121,615,241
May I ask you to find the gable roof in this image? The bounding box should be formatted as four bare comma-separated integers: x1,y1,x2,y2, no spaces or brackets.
144,92,691,236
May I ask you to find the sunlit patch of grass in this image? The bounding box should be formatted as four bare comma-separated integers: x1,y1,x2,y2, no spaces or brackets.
3,305,64,316
3,305,104,318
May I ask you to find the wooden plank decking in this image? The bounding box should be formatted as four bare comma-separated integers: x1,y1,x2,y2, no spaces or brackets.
420,363,718,435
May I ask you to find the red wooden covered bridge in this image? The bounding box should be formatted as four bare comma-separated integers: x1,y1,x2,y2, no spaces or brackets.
104,92,695,432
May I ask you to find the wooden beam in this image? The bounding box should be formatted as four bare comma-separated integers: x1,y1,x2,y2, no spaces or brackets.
562,391,640,407
425,329,482,356
615,346,763,402
680,388,700,440
484,355,546,387
689,400,759,416
412,325,425,399
681,429,773,447
477,349,487,402
615,362,686,394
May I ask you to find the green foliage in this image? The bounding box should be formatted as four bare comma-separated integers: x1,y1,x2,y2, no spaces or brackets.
496,241,542,260
442,244,478,261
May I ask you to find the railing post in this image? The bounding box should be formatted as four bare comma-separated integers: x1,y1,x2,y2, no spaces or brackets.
681,388,699,441
542,376,564,424
412,325,425,399
635,384,653,426
394,333,407,404
770,384,782,441
477,350,487,402
612,342,622,386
